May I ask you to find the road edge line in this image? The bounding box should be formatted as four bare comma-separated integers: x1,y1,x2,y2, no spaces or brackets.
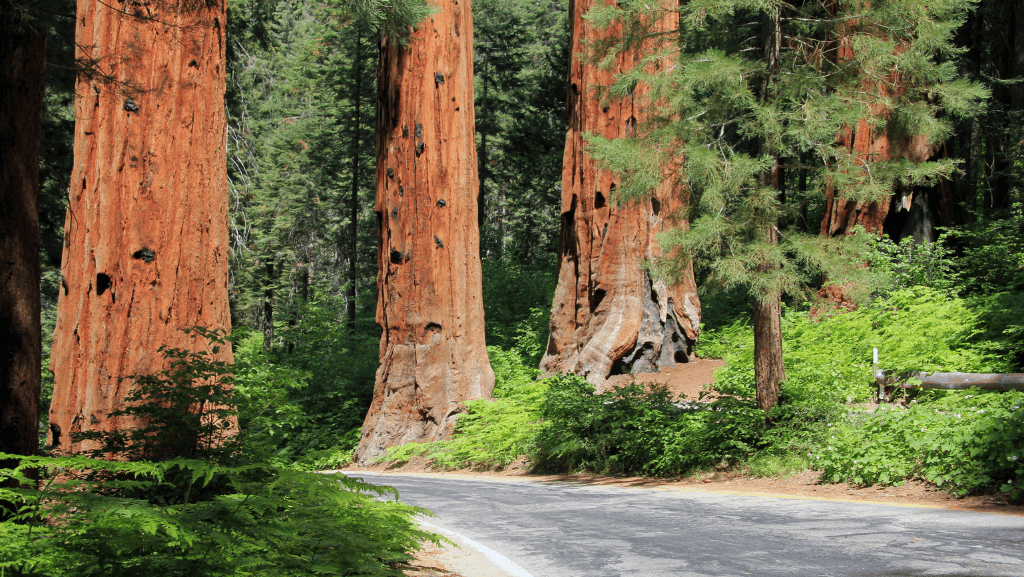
419,519,534,577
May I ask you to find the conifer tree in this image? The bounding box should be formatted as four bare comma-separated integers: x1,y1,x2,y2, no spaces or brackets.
0,1,47,457
543,0,702,388
474,0,568,264
49,0,235,452
588,0,986,410
354,0,495,460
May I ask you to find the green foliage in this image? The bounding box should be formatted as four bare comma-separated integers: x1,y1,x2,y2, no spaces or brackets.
699,287,1016,408
529,373,834,477
946,206,1024,295
232,296,380,462
817,391,1024,501
71,327,239,462
380,346,548,469
336,0,434,44
481,261,556,362
868,235,961,296
232,329,311,457
0,455,437,576
475,0,568,264
2,328,437,576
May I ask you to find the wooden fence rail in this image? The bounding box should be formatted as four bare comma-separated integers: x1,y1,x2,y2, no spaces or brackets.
872,348,1024,400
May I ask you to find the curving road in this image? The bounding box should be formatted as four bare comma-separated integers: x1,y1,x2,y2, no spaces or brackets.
349,472,1024,577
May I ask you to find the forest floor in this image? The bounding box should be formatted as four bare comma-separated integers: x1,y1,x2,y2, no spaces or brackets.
366,357,1024,576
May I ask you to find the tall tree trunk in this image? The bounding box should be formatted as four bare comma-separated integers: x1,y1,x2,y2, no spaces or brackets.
48,0,234,453
346,27,364,333
754,12,785,413
477,55,489,255
819,1,941,242
542,0,701,389
0,14,46,457
354,0,494,461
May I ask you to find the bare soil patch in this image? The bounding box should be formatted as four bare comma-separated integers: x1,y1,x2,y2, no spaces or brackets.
603,357,726,399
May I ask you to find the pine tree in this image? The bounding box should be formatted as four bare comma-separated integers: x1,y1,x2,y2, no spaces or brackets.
588,0,986,410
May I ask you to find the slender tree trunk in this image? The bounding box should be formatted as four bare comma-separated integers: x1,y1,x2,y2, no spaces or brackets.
477,56,489,255
48,0,234,453
0,14,46,457
542,0,701,388
354,0,494,461
752,9,785,412
346,27,364,332
753,289,784,412
263,262,274,350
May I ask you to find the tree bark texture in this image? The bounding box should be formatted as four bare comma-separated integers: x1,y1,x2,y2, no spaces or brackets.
354,0,494,461
753,292,784,412
49,0,233,453
819,12,946,242
541,0,700,389
0,16,46,457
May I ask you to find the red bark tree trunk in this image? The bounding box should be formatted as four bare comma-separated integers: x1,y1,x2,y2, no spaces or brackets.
819,9,937,242
0,17,46,457
541,0,700,388
354,0,494,461
48,0,233,453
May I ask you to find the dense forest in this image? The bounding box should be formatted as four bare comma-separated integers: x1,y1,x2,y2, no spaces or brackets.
2,0,1024,573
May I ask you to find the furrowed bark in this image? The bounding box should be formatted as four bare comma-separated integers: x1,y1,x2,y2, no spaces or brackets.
542,0,701,389
355,0,494,461
0,11,46,457
49,0,234,453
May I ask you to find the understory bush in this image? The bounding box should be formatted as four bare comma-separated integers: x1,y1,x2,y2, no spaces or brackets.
231,294,382,464
816,391,1024,501
0,328,436,575
379,346,548,469
529,374,839,477
0,457,436,576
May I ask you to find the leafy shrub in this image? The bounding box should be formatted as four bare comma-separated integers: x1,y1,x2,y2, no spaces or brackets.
529,372,841,477
72,327,239,462
481,261,556,356
868,235,960,296
231,293,382,462
0,456,436,576
380,346,548,469
816,391,1024,501
945,207,1024,296
0,324,439,575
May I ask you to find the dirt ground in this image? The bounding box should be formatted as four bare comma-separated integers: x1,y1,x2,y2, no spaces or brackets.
381,358,1023,576
603,357,726,398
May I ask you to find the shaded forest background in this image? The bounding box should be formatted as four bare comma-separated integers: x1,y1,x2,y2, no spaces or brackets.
32,0,1024,462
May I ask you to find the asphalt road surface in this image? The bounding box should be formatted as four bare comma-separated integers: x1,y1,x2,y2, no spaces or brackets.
350,472,1024,577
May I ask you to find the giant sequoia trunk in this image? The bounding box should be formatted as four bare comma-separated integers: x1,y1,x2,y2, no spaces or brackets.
354,0,494,461
541,0,700,388
48,0,233,453
820,8,942,244
817,9,943,308
0,15,46,457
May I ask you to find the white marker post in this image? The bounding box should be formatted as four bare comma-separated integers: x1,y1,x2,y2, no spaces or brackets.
874,347,884,402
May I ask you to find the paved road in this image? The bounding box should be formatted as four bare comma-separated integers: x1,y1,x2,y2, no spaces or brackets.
350,472,1024,577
